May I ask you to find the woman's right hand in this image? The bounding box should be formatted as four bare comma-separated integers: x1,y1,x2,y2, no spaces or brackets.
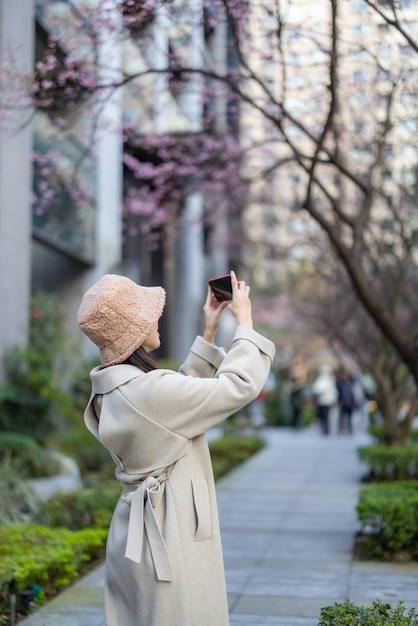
228,270,253,328
202,286,230,343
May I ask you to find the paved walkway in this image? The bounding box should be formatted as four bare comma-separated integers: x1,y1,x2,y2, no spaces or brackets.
19,425,418,626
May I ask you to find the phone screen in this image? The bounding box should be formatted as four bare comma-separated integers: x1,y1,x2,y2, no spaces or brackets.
208,274,233,302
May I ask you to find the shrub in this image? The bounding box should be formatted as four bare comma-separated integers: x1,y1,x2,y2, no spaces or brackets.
356,481,418,560
55,424,114,478
0,457,39,523
155,358,181,371
318,599,418,625
33,482,121,530
50,355,115,479
264,374,288,426
68,356,101,417
0,524,107,621
0,432,60,479
358,444,418,481
209,435,264,480
369,425,418,445
0,291,72,445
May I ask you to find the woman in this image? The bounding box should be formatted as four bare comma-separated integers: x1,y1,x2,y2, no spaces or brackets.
312,364,338,435
77,270,275,626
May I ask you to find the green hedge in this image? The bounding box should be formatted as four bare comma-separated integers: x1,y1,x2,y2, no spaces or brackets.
356,481,418,560
0,524,107,620
0,432,60,479
209,435,264,480
55,424,114,478
0,434,62,523
319,599,418,625
33,482,121,530
358,444,418,481
369,425,418,445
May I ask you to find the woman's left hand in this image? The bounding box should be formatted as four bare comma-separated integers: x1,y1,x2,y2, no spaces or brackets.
202,287,229,343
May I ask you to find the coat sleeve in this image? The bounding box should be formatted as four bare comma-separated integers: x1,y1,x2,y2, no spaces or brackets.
178,336,226,378
122,326,275,440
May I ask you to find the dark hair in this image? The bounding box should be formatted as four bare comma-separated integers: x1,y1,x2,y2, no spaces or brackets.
122,345,159,372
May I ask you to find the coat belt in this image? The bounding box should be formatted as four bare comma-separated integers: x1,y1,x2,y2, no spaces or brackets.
122,474,175,582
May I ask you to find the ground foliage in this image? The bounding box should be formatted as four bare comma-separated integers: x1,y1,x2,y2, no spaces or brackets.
0,524,107,624
318,599,418,625
356,481,418,561
358,444,418,481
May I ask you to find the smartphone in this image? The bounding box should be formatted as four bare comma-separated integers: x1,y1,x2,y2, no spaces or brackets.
208,274,233,302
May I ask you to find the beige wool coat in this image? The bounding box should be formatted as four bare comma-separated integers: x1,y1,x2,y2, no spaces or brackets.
84,326,275,626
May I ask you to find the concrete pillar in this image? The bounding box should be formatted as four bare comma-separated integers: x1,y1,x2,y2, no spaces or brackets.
209,16,229,279
175,191,205,360
172,0,206,360
74,1,124,364
0,1,34,378
94,2,123,275
153,6,169,135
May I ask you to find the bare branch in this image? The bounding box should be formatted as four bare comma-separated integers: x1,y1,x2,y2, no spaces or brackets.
364,0,418,53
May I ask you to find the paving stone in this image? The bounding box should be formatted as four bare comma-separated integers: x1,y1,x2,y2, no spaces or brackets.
230,616,317,625
349,561,418,603
17,607,105,626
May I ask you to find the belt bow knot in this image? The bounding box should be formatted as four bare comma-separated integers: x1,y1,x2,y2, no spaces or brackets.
122,473,175,582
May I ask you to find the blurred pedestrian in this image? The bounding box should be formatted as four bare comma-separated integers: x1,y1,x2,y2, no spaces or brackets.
289,356,307,429
352,371,368,428
312,364,338,435
336,367,355,434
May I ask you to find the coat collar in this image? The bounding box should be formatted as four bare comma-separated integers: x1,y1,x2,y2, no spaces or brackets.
90,364,144,394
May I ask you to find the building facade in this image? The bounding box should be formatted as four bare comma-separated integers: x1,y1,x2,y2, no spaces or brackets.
0,0,236,379
240,0,418,292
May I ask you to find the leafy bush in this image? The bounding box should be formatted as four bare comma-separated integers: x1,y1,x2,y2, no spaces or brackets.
155,358,181,371
47,355,115,479
369,425,418,445
263,374,288,426
356,481,418,560
0,457,39,523
0,432,60,478
0,524,107,621
358,444,418,481
68,356,101,416
0,291,72,445
318,599,418,625
209,435,264,480
33,482,121,530
55,424,114,478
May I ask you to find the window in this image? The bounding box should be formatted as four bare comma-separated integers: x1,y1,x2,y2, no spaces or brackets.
352,22,371,39
377,44,392,60
285,75,305,91
284,97,305,114
353,69,371,85
351,1,368,13
32,114,96,262
402,93,418,107
402,118,418,134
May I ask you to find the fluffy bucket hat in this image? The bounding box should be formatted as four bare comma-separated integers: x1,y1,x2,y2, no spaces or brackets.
77,274,166,366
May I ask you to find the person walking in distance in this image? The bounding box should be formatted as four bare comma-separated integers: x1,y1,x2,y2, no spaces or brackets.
336,367,355,434
289,356,307,430
312,364,338,435
77,271,275,626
